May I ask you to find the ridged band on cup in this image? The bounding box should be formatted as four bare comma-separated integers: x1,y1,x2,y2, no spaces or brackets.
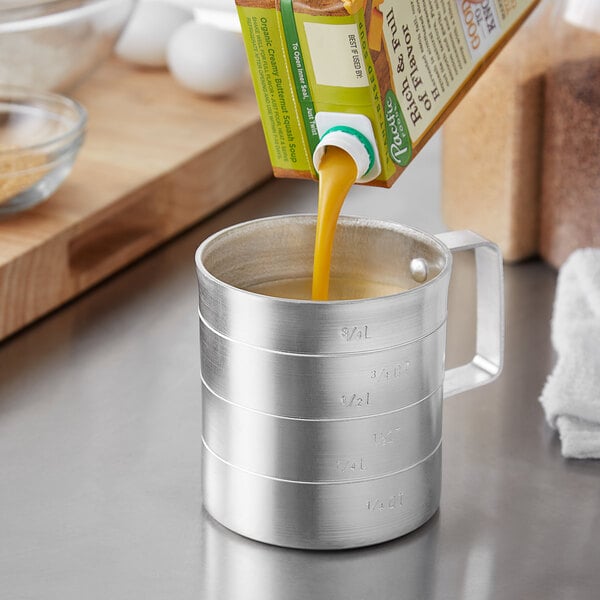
200,318,446,420
202,383,442,483
196,215,451,355
202,439,442,550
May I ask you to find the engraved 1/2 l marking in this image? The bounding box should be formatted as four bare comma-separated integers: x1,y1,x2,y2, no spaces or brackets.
340,392,371,408
336,458,367,473
370,360,410,383
341,325,370,342
366,492,404,512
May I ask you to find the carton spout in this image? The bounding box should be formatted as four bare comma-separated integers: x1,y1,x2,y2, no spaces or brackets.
312,112,381,183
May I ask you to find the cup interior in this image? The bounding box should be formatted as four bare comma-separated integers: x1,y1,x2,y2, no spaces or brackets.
199,215,448,298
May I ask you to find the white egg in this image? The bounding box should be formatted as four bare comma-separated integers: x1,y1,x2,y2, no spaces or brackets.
116,1,191,67
167,21,248,96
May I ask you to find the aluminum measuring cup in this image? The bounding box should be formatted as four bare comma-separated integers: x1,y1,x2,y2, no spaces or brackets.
196,215,504,550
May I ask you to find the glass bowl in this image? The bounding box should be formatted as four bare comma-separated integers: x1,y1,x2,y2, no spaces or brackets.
0,0,137,92
0,87,87,215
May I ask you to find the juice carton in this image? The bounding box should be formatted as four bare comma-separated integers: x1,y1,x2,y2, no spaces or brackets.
235,0,541,187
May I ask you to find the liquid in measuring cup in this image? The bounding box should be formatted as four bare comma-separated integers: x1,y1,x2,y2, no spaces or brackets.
248,275,404,300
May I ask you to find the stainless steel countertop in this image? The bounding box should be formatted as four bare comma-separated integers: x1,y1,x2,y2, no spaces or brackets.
1,136,598,599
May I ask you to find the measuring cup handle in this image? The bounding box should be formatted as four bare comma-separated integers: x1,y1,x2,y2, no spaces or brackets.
436,231,505,398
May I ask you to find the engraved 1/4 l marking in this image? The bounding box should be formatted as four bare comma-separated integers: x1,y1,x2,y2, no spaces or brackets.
341,325,370,342
366,492,404,512
340,392,371,408
370,360,410,383
336,458,367,473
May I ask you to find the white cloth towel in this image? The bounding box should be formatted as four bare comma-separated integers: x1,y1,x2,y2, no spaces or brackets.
540,248,600,459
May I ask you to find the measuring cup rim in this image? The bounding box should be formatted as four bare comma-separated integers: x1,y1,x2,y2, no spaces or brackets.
195,214,452,305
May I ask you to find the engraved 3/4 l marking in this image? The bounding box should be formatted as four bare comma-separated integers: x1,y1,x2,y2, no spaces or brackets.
341,325,370,342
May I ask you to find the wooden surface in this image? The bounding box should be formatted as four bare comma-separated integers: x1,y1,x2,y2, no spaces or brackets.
442,4,549,263
0,60,272,341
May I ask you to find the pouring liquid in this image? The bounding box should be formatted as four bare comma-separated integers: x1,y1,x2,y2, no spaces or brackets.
248,146,405,301
249,146,404,301
311,146,358,301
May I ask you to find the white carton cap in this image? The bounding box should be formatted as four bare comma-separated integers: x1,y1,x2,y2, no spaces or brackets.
312,112,382,183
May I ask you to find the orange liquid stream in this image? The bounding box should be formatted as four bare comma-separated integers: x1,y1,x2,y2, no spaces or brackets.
312,146,358,300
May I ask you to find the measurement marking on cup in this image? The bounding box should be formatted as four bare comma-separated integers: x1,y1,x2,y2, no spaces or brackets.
370,361,411,383
340,392,371,407
366,492,404,512
336,458,367,473
340,325,370,342
373,428,402,446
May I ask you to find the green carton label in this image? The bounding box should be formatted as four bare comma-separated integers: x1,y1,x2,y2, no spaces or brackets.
237,6,313,173
280,0,320,153
384,91,412,167
237,0,540,186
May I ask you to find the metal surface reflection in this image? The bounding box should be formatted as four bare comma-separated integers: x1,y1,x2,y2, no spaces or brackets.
200,509,439,600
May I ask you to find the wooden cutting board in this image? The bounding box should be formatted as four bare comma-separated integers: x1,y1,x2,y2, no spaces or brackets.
0,60,272,342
